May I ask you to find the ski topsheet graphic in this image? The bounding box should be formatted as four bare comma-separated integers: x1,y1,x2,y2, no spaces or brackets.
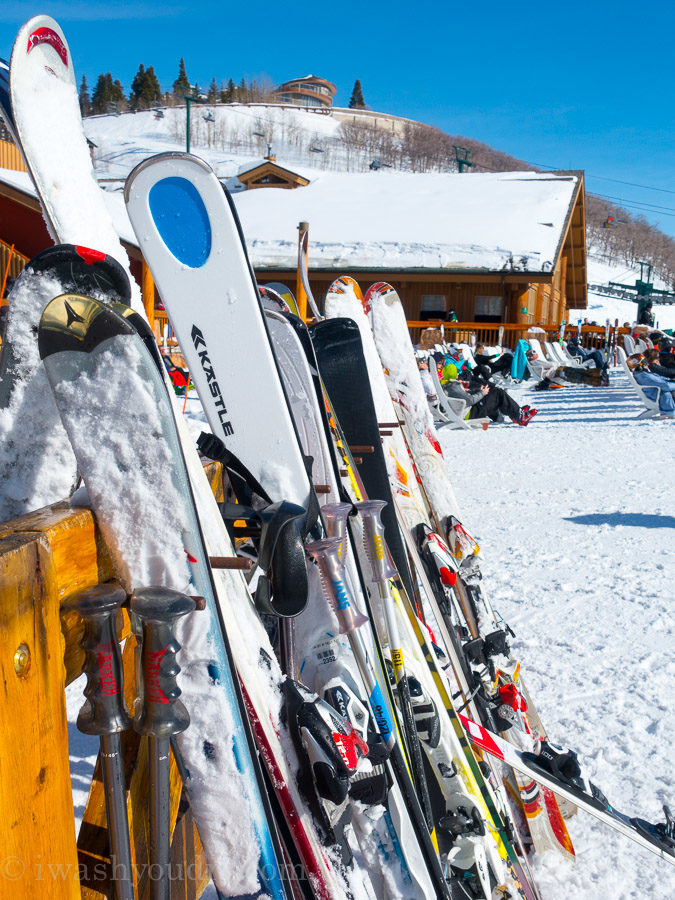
38,294,290,899
8,15,142,309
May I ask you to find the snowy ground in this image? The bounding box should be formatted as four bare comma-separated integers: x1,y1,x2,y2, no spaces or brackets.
440,367,675,899
66,365,674,899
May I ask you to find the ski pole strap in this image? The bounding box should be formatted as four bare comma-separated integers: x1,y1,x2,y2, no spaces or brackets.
300,452,321,538
197,431,272,506
253,500,309,618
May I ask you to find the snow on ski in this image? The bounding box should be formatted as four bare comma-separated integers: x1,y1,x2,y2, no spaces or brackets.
0,244,130,520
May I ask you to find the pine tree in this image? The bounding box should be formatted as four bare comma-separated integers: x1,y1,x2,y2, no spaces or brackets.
79,75,91,116
172,57,190,97
223,77,236,103
129,63,162,110
112,79,126,106
129,63,146,109
91,73,111,113
144,66,162,106
207,77,218,102
348,79,366,109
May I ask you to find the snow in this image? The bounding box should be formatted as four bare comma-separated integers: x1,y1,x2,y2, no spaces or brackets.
439,370,675,899
0,269,78,520
48,331,265,895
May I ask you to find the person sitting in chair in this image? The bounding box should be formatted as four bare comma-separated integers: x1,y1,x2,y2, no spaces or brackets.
567,336,605,370
627,353,675,418
526,347,562,382
473,342,514,376
442,366,537,426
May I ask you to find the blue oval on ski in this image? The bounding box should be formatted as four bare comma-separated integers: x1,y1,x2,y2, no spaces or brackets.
148,177,211,267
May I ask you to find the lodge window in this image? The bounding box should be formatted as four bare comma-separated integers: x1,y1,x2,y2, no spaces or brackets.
420,295,447,321
252,174,288,185
474,295,503,323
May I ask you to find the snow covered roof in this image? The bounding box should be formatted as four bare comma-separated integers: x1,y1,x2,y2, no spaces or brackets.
231,169,582,273
0,164,581,277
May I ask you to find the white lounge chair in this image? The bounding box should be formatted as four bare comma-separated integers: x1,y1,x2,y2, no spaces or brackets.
526,339,563,382
551,340,586,367
623,334,636,355
617,347,662,419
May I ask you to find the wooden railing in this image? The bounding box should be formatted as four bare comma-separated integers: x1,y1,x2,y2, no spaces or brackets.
407,321,625,352
152,310,624,364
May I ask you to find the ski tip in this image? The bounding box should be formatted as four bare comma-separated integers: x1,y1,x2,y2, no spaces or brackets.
124,151,214,204
20,243,131,305
38,292,134,360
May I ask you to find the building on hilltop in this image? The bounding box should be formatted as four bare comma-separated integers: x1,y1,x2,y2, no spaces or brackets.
273,75,337,109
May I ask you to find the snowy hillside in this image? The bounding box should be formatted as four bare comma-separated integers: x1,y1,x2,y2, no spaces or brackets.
85,103,373,180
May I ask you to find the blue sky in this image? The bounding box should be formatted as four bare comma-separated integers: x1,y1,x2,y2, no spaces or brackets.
2,0,674,237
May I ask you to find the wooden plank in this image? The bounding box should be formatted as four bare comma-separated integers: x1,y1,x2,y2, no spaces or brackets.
141,262,155,332
0,139,28,172
0,532,80,898
169,794,212,900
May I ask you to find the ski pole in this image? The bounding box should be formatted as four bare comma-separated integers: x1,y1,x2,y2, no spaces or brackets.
305,538,451,898
357,499,437,834
63,583,135,900
131,587,194,900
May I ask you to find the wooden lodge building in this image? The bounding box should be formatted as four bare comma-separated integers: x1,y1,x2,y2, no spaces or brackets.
1,142,587,340
227,165,588,333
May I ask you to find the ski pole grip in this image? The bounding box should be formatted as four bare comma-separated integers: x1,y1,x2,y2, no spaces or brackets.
356,500,397,583
321,502,353,566
63,583,131,736
306,537,368,634
131,587,194,738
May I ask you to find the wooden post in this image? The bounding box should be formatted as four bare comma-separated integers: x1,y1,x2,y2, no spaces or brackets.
141,261,155,334
0,532,81,898
559,255,568,327
296,221,309,321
